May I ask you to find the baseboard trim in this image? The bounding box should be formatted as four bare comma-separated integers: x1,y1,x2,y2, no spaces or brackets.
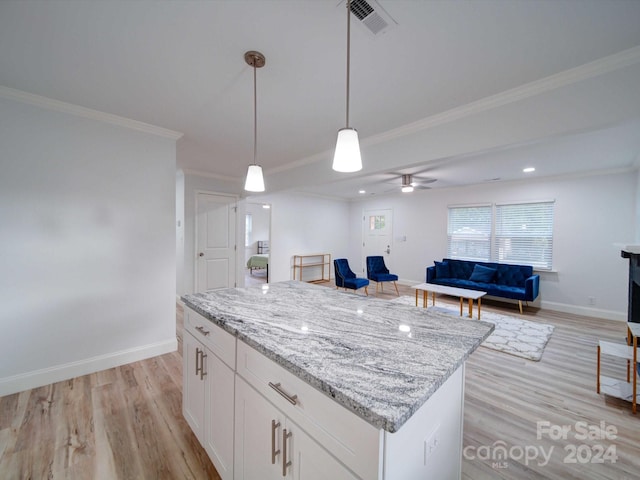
540,301,626,322
0,338,178,397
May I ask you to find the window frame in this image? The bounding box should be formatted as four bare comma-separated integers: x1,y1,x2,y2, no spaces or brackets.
447,200,555,270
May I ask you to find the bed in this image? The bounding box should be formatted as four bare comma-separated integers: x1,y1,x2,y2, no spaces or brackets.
247,253,269,275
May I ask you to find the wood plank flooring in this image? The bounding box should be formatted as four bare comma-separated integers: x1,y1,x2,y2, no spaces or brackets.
1,283,639,479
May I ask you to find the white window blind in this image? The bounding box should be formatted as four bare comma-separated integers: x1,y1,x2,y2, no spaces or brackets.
493,201,554,270
447,205,491,261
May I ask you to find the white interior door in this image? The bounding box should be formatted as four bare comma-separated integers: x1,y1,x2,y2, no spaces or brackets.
196,192,237,292
362,209,393,275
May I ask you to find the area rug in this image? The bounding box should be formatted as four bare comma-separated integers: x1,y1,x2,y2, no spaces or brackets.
390,296,554,361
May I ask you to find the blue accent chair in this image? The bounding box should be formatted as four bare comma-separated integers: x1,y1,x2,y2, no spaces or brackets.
366,256,399,295
334,259,369,295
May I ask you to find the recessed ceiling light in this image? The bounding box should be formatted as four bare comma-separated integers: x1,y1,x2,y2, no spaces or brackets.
523,167,535,173
358,189,366,194
262,204,270,209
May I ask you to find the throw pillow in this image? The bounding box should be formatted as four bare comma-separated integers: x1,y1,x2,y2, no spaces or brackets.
434,261,450,278
469,264,497,283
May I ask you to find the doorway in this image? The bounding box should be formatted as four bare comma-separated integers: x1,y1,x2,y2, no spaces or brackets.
195,192,237,292
245,203,271,285
362,208,393,275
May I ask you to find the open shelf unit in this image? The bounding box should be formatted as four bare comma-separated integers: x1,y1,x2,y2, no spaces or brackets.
597,322,639,413
293,254,331,284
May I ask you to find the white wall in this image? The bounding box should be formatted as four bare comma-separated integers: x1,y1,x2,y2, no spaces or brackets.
0,96,178,395
349,171,636,320
247,193,351,283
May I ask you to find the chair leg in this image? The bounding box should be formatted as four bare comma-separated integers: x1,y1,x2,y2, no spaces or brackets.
393,281,399,296
364,286,368,296
518,301,523,314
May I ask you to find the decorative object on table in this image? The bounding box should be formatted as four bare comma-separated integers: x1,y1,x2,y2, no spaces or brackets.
243,50,266,192
334,258,369,295
390,296,554,361
427,258,540,313
366,255,399,295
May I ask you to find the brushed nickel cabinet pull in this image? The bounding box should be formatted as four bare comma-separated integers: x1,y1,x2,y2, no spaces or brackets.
195,325,210,336
200,352,207,380
268,382,298,406
282,428,292,476
271,420,281,464
195,347,202,376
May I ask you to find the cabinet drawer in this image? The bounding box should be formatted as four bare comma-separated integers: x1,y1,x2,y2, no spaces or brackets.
184,307,236,369
236,341,381,480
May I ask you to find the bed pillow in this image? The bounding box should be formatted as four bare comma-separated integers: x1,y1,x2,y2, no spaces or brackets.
469,264,497,283
434,261,450,278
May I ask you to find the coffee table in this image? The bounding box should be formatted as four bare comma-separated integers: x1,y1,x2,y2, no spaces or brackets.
411,283,487,320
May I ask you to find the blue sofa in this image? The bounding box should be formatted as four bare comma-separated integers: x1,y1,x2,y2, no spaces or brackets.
426,258,540,313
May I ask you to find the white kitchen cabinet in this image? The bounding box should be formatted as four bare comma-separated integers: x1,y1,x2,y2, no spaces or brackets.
183,331,206,441
183,302,468,480
234,376,358,480
183,308,236,480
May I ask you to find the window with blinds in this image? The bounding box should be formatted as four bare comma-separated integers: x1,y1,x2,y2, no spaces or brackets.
447,201,555,269
493,201,554,270
447,205,492,261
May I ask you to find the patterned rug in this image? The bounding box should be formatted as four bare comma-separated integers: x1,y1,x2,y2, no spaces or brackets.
390,296,554,361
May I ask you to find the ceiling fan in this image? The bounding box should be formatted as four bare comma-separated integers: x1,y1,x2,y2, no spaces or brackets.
385,173,437,193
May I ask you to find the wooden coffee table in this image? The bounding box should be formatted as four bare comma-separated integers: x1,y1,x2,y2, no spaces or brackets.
411,283,487,320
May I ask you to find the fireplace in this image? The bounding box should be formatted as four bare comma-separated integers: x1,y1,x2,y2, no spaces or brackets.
621,249,640,324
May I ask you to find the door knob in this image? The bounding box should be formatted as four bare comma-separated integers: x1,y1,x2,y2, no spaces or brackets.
199,252,204,257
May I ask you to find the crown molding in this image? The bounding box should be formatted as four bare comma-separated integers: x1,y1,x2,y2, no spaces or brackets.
367,45,640,147
270,45,640,175
0,85,183,140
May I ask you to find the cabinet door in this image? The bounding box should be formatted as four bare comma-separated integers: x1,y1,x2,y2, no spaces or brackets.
234,377,283,480
204,352,235,480
289,422,360,480
183,331,206,442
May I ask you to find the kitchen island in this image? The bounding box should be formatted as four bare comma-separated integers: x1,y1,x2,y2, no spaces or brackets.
181,281,494,480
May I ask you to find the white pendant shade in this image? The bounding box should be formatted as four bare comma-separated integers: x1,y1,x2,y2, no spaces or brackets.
401,185,414,193
332,128,362,172
244,164,265,192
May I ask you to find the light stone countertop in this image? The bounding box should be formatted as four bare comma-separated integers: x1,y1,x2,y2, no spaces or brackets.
181,280,494,433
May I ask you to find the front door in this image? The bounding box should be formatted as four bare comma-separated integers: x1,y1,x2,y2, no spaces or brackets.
362,209,393,275
196,192,237,292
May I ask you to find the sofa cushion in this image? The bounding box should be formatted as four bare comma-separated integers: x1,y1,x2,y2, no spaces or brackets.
434,260,450,278
469,264,496,283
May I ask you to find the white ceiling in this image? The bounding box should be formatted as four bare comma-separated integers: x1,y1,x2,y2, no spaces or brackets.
1,0,640,199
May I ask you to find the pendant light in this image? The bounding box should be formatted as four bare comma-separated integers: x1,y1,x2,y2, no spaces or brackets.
244,51,266,192
332,0,362,173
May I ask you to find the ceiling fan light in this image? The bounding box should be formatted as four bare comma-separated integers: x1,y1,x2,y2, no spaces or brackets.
332,128,362,172
244,164,265,192
401,185,414,193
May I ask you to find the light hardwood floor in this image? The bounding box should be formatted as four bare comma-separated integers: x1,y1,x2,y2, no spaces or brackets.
1,283,639,479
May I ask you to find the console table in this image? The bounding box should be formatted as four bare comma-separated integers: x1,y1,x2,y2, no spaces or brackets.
293,253,331,283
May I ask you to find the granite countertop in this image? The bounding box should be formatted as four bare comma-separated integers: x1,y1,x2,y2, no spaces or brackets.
181,280,494,433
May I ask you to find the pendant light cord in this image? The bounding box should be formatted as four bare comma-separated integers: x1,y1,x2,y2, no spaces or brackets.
253,60,258,165
346,0,351,128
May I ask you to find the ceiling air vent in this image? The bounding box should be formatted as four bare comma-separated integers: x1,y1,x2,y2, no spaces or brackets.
339,0,398,36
